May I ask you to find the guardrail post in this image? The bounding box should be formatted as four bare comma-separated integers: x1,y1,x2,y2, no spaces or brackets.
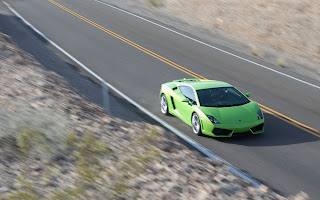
102,82,110,113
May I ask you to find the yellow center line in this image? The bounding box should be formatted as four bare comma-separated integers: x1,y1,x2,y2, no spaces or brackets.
48,0,206,80
261,108,320,137
259,103,319,134
48,0,320,137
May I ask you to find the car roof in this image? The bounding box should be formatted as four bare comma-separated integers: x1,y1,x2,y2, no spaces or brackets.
173,78,233,90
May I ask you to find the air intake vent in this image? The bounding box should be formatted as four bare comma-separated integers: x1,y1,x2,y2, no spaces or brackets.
212,128,232,136
250,123,264,133
170,96,176,109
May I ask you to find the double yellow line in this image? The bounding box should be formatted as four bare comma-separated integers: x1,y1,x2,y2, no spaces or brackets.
258,103,319,137
48,0,205,80
48,0,320,137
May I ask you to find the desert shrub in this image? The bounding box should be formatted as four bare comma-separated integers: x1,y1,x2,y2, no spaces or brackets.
17,129,46,154
64,132,112,183
12,55,25,65
0,102,70,155
49,183,86,200
147,0,163,7
109,178,135,200
250,46,264,59
277,57,286,67
5,176,39,200
135,128,162,145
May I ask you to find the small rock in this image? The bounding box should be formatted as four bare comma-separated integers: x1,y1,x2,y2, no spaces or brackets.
101,116,111,123
261,193,277,200
289,191,311,200
185,167,192,174
260,184,270,193
30,164,42,171
29,102,40,109
234,189,249,198
208,159,224,167
220,184,241,196
134,181,143,189
195,189,209,200
0,187,9,194
30,171,40,177
60,167,70,174
40,178,51,186
233,178,251,187
221,178,229,183
88,184,97,190
50,176,57,183
33,95,49,101
182,149,192,156
161,141,177,153
146,182,160,191
169,186,182,196
153,163,164,171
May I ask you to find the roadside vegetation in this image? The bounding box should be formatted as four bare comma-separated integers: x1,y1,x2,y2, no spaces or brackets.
147,0,163,7
2,126,164,199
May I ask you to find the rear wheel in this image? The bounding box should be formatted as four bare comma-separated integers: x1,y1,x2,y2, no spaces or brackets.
160,94,169,115
192,113,202,135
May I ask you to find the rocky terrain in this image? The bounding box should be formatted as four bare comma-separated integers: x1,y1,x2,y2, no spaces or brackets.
0,33,310,199
99,0,320,82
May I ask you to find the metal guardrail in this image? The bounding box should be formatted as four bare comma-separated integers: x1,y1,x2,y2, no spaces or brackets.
102,82,110,112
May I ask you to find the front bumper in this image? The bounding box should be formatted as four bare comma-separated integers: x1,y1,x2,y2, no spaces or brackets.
201,119,264,137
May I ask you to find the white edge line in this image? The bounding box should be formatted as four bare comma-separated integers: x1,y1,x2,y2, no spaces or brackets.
92,0,320,90
4,1,262,189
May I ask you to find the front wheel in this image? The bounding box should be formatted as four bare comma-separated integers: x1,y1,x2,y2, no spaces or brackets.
192,113,202,135
160,94,169,115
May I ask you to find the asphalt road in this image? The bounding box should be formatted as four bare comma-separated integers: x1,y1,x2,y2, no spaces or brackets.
5,0,320,198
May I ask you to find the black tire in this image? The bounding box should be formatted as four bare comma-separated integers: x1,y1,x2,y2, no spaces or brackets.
160,94,169,115
192,113,202,136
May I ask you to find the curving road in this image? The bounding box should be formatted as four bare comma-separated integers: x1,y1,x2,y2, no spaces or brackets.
5,0,320,198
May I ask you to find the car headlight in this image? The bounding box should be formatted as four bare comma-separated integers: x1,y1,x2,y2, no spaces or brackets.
206,115,220,124
257,109,263,120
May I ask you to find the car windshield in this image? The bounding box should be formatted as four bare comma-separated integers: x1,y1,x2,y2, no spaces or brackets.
196,87,250,107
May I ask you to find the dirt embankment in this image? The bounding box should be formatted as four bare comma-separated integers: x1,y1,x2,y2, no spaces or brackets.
0,33,310,199
165,0,320,64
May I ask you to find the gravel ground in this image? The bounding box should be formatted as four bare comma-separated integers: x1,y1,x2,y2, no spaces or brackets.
0,31,311,199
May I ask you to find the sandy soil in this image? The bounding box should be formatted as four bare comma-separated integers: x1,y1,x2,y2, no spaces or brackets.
163,0,320,70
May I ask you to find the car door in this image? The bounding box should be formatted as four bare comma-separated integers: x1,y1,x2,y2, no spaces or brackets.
176,85,197,124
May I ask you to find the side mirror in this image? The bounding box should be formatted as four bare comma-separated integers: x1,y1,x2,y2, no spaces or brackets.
182,98,194,106
245,92,251,98
182,98,189,102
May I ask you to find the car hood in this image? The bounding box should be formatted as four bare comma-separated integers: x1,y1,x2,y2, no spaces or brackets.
200,101,259,124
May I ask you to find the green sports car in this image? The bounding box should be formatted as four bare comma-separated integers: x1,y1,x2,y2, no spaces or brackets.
159,78,264,137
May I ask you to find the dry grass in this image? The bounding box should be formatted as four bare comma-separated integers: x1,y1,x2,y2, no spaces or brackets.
147,0,163,7
12,55,25,65
250,46,264,59
4,130,112,199
277,57,286,68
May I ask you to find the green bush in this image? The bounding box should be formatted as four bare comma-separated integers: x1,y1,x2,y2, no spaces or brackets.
135,128,162,145
5,176,39,200
17,129,46,154
147,0,163,7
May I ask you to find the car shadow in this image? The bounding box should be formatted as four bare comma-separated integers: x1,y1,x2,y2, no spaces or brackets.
211,112,320,146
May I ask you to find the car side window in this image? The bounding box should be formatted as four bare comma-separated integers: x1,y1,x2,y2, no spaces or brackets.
179,86,197,105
